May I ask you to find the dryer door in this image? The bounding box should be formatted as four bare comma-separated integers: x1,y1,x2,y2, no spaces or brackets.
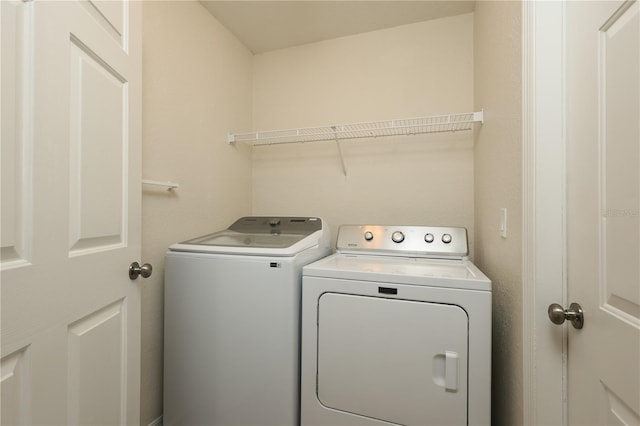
317,293,468,426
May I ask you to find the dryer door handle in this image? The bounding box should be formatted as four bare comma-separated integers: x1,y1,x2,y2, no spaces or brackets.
444,351,458,392
433,351,459,392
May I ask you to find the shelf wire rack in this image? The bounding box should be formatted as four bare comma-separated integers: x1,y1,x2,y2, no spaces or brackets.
228,111,483,146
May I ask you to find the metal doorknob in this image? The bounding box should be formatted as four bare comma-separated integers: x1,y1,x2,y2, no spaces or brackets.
129,262,153,280
548,302,584,329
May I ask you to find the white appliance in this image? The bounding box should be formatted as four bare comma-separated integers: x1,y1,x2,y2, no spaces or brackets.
301,225,491,426
164,216,331,426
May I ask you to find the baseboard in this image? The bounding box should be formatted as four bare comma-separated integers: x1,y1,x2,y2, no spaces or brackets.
147,415,163,426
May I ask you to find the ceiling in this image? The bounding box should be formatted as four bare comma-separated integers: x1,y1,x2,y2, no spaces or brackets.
200,1,476,54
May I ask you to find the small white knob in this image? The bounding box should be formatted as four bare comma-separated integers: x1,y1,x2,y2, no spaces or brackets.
425,233,435,243
364,231,374,241
442,234,452,244
391,231,405,243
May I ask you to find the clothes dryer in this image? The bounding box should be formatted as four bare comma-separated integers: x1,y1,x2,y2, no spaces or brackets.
164,216,330,426
301,225,491,426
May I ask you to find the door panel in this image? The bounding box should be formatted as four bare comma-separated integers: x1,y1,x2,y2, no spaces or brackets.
566,0,640,423
87,0,125,40
1,347,30,425
0,0,32,267
77,0,127,48
67,301,126,425
68,38,126,254
0,0,141,424
600,0,640,323
601,385,640,425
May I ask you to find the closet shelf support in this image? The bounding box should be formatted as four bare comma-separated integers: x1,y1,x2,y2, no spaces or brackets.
333,126,348,177
142,179,180,191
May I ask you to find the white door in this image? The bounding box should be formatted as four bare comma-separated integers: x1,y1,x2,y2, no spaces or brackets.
1,0,142,424
565,0,640,424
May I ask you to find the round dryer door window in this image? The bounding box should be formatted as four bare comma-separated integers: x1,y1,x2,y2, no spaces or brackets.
317,293,468,426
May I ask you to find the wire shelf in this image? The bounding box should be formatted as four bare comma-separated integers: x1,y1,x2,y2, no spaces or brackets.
228,111,483,145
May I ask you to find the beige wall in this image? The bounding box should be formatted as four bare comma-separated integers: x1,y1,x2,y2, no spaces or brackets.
473,1,523,425
251,14,476,248
141,2,253,424
140,4,525,424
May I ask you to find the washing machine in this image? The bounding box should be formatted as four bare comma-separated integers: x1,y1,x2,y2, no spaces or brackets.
164,216,331,426
301,225,491,426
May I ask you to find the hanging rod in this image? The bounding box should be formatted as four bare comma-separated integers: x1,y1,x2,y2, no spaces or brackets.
142,179,179,191
228,110,483,146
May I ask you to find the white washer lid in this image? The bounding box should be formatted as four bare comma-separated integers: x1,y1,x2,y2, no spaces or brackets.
169,216,327,256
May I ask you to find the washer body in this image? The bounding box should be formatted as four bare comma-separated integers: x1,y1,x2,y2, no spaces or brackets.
301,225,491,426
164,217,330,426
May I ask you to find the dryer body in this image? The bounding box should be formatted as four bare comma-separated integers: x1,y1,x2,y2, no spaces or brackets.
301,225,491,426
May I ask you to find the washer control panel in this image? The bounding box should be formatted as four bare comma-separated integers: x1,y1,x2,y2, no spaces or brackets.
336,225,468,258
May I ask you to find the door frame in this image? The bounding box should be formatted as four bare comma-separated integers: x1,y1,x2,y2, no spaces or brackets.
522,1,567,425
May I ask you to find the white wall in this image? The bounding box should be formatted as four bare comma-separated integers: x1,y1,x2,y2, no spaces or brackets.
473,1,523,424
251,14,475,248
141,2,253,424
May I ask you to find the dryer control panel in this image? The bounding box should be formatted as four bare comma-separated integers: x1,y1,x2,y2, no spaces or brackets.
336,225,468,259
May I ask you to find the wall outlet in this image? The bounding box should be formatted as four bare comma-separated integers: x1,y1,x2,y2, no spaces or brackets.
500,208,507,238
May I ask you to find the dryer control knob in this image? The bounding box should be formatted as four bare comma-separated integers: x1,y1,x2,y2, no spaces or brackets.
391,231,405,243
364,231,374,241
442,234,452,244
424,233,435,243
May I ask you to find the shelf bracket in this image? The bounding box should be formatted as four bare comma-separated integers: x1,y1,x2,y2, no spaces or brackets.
332,126,347,176
473,109,484,124
142,179,179,191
